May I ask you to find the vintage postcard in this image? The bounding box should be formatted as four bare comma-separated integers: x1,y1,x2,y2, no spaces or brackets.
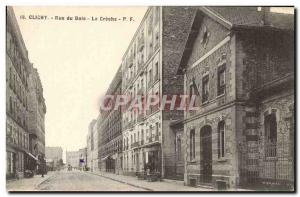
5,6,295,192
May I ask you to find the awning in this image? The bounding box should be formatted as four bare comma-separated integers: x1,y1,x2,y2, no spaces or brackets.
24,151,38,161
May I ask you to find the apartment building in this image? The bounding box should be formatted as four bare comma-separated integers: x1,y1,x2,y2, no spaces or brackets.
121,6,196,178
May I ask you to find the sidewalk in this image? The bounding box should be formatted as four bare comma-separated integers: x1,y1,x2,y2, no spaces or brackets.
87,171,213,191
6,171,56,192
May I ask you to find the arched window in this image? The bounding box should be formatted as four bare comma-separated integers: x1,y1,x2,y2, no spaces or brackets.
190,129,195,160
218,121,225,158
265,112,277,157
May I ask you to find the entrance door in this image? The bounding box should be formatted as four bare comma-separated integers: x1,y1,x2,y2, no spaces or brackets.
200,125,212,184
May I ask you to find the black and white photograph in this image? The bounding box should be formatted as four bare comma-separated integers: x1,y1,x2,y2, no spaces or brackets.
4,5,295,192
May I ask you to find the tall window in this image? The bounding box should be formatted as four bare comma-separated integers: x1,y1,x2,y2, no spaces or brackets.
265,112,277,157
202,75,209,103
190,129,195,160
149,126,153,138
218,121,225,158
189,84,194,102
148,69,152,86
155,62,159,81
217,64,226,95
176,136,182,161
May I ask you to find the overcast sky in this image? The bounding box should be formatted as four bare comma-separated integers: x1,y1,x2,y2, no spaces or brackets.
14,6,147,158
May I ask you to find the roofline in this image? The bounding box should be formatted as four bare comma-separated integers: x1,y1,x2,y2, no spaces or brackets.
121,7,152,60
199,6,233,29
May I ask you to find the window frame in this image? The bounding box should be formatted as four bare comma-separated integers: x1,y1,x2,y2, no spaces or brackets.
217,63,226,96
190,129,196,161
218,121,226,159
202,75,209,103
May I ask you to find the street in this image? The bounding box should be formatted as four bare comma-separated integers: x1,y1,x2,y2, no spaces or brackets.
7,170,215,192
36,170,146,191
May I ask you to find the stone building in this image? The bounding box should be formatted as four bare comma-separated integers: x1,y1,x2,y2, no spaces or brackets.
28,68,46,159
176,7,294,190
99,67,123,174
66,150,80,169
6,7,46,179
120,6,196,179
87,119,97,170
91,117,100,172
45,147,63,170
66,148,87,170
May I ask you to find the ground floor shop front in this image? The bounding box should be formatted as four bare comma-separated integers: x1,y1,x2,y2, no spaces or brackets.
6,146,38,179
122,144,162,178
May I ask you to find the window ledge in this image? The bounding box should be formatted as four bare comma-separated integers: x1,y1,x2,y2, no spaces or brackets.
265,156,278,161
202,101,209,106
188,160,197,164
217,157,227,162
216,93,225,99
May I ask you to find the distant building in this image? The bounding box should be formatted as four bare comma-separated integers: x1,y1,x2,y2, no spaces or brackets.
66,151,79,169
45,147,63,170
66,147,87,170
87,119,99,171
78,148,87,170
99,67,123,174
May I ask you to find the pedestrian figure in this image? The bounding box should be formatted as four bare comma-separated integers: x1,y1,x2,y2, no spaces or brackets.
39,154,46,177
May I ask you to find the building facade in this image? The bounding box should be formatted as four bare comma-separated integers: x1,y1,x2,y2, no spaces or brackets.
177,7,294,190
66,151,79,169
91,117,100,172
28,68,46,159
45,147,63,170
120,6,195,179
6,7,46,179
66,148,87,170
87,119,97,170
99,67,123,174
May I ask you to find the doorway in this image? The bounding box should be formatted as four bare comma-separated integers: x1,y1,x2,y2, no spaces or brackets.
200,125,212,184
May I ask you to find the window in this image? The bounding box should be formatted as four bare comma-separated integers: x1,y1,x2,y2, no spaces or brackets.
218,121,225,158
218,64,226,96
176,136,182,161
155,122,159,136
202,75,209,103
148,69,152,86
190,129,195,160
189,84,194,101
149,125,153,138
265,112,277,157
141,79,144,89
155,62,159,81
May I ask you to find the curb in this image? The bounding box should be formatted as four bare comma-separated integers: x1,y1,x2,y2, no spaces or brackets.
34,172,56,190
86,171,153,191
